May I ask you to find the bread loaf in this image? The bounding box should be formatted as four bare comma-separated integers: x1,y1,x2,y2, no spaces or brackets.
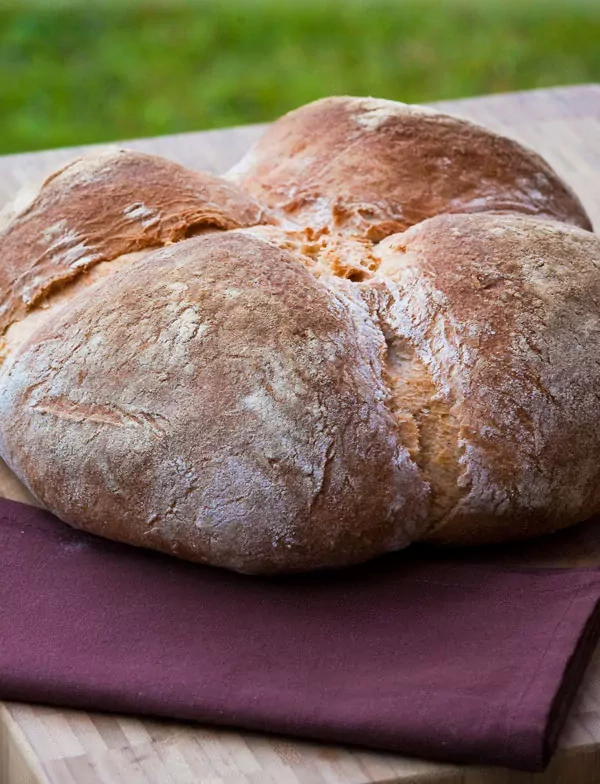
0,96,598,573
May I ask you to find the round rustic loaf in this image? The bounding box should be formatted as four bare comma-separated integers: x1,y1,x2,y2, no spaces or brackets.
0,96,598,573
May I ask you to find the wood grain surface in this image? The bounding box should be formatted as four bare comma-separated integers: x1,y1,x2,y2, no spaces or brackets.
1,84,600,784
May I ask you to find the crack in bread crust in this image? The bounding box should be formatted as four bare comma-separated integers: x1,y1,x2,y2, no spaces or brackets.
380,327,463,527
31,397,169,436
238,225,380,281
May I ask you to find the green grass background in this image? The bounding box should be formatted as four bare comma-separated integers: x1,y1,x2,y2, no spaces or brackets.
1,0,599,154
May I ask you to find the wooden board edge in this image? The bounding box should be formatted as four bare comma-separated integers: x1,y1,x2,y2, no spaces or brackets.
0,705,49,784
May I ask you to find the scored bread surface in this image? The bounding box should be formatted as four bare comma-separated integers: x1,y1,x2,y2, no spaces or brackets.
0,96,597,573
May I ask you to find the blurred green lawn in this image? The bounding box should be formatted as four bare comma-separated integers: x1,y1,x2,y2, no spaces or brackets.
1,0,599,154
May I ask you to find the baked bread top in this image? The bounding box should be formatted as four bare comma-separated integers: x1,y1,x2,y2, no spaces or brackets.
228,96,592,238
0,96,597,573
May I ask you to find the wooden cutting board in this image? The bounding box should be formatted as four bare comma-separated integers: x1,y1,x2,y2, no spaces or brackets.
1,84,600,784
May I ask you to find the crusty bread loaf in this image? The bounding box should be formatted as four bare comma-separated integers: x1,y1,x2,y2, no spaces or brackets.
0,96,598,573
228,96,592,238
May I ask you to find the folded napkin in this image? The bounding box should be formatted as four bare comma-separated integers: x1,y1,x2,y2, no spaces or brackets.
2,498,600,772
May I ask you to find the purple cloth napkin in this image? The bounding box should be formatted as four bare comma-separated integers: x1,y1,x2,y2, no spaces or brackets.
2,498,600,771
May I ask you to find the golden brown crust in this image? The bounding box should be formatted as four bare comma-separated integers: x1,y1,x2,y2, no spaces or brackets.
374,213,600,544
0,233,428,573
0,149,268,335
0,96,599,572
229,96,592,238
